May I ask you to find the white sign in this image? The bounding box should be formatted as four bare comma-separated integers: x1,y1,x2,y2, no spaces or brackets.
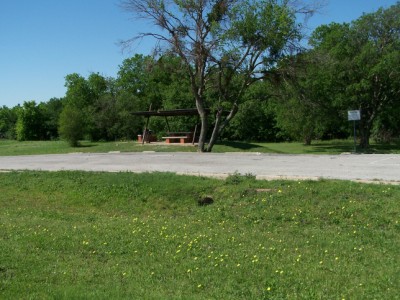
348,110,361,121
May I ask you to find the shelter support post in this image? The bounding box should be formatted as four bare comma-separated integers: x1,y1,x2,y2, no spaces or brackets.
142,104,152,144
164,116,171,132
142,116,151,145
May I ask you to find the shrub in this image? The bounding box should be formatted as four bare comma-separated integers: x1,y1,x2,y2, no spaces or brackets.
58,105,84,147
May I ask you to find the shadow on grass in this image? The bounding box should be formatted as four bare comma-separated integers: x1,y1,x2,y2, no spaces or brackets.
303,142,354,154
216,141,264,151
219,140,400,154
303,140,400,154
368,141,400,154
75,143,98,148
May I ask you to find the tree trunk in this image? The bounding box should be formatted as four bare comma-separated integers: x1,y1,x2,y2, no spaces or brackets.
359,121,371,149
197,114,208,152
360,117,372,149
303,135,312,145
207,104,239,152
303,126,313,145
206,111,222,152
196,99,208,152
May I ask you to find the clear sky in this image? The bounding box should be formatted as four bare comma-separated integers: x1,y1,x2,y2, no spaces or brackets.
0,0,398,108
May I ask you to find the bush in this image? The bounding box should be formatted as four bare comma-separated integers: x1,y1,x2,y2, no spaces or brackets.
58,106,84,147
225,171,256,185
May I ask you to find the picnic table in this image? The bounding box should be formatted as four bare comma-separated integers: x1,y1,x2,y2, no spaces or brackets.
162,132,194,144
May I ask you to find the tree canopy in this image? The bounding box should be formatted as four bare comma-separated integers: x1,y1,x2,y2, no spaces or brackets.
120,0,318,151
1,2,399,149
308,2,400,147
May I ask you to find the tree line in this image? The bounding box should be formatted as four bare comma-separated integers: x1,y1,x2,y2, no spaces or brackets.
1,1,399,150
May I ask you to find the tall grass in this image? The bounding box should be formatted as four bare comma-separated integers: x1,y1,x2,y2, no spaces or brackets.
1,171,399,299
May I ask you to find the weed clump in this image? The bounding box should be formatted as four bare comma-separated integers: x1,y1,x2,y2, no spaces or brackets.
225,171,256,185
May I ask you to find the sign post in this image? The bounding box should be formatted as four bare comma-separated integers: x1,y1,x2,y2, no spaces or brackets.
347,110,361,153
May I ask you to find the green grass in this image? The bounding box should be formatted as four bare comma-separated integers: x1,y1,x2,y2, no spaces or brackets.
0,140,197,156
1,171,399,299
215,139,400,154
1,138,400,156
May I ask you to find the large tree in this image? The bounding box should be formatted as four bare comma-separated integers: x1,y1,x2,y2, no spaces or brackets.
40,97,64,140
270,50,347,144
61,72,114,142
15,101,47,141
310,3,400,148
121,0,318,152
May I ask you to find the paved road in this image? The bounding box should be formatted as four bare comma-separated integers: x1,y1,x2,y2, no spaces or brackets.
1,152,400,183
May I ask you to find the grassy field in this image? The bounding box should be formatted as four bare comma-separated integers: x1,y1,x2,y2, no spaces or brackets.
1,171,399,299
1,138,400,156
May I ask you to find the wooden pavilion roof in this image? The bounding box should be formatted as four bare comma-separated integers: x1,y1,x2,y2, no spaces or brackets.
131,108,211,117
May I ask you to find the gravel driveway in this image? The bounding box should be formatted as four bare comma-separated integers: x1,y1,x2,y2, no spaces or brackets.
1,152,400,184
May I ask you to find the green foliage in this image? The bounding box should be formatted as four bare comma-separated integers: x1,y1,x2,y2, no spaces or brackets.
115,92,144,139
121,0,305,152
2,3,399,147
270,47,353,144
307,3,400,148
39,98,64,140
117,54,151,97
64,73,94,109
15,101,47,141
372,100,400,143
0,106,18,139
6,100,63,141
229,0,298,64
87,72,108,99
221,81,281,142
62,72,142,141
1,171,399,299
226,171,256,185
142,55,194,135
58,105,85,147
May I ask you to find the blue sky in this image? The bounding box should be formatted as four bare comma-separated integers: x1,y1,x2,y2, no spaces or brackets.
0,0,398,108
